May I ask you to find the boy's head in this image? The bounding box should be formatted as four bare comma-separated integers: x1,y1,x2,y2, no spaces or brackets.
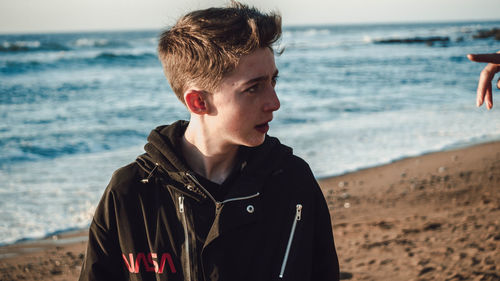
158,1,282,104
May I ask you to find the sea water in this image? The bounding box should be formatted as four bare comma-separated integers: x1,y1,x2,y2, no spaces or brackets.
1,21,500,245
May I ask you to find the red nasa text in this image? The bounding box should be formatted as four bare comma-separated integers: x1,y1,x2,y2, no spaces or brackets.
122,252,177,274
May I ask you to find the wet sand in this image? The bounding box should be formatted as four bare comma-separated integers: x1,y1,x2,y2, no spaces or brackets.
1,141,499,280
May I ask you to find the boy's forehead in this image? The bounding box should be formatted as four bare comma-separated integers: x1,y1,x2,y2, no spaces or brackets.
224,48,277,84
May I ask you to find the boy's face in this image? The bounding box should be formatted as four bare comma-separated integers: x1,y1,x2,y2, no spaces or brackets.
205,47,280,148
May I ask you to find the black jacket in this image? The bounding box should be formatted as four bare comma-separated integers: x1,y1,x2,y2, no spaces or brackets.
80,121,339,281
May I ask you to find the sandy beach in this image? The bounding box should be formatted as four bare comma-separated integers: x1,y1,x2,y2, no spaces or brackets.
1,141,499,281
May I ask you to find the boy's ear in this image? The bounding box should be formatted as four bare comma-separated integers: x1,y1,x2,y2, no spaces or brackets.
184,89,208,115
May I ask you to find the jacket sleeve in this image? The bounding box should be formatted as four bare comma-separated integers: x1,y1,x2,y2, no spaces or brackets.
311,178,340,281
79,183,125,281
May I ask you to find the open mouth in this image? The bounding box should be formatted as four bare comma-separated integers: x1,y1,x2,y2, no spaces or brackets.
255,122,270,134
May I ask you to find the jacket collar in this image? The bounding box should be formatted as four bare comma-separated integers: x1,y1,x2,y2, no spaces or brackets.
136,120,293,203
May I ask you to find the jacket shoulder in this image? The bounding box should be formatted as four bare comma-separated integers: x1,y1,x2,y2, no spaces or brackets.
105,161,146,195
284,154,315,178
277,152,328,199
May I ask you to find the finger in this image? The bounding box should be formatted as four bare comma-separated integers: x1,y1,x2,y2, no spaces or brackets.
477,83,484,107
477,64,499,107
477,67,490,106
467,53,500,64
485,82,493,110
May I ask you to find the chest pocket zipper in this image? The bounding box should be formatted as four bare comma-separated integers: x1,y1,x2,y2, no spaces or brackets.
279,204,302,279
179,195,192,281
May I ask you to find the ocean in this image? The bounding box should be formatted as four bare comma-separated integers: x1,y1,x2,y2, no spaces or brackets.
1,21,499,245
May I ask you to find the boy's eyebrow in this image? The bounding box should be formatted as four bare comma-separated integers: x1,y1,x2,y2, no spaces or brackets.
242,69,279,86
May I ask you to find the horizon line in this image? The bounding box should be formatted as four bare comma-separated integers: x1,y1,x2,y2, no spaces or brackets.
1,18,499,36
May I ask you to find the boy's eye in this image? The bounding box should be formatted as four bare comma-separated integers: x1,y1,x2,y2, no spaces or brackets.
245,84,260,93
272,75,279,87
244,76,279,93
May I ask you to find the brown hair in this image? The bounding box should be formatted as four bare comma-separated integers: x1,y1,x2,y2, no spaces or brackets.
158,1,282,103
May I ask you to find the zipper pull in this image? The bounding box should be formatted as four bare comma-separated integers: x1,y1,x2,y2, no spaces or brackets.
215,202,223,210
179,196,184,213
279,203,303,279
296,204,302,221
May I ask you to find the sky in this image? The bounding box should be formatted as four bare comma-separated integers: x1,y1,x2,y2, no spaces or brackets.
0,0,499,34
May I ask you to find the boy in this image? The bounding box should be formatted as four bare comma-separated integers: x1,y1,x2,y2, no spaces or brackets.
79,2,340,280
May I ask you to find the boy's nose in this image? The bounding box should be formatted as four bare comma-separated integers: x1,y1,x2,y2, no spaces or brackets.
264,88,280,112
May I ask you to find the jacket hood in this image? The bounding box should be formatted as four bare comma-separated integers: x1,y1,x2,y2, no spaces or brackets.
141,120,191,173
136,120,293,200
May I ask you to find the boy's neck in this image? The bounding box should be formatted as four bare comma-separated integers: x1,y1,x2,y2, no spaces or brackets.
182,121,239,185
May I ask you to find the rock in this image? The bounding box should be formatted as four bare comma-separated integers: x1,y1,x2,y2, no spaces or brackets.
380,259,392,265
446,247,455,255
472,272,500,280
376,221,394,230
473,28,500,40
438,166,447,173
418,259,430,266
447,273,468,280
374,36,450,45
339,272,353,280
484,256,494,265
50,268,63,275
423,222,442,231
419,267,435,276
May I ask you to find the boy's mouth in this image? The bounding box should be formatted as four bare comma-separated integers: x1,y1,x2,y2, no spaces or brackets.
255,122,270,134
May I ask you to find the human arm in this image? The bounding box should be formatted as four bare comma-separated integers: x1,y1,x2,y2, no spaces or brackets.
311,181,340,281
79,187,125,281
467,51,500,109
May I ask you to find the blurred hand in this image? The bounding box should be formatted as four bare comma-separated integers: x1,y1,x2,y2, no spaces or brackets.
467,51,500,110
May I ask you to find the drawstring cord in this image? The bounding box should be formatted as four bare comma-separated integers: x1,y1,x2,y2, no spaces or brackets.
141,163,159,184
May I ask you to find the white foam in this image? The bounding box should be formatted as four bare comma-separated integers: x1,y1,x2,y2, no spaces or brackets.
74,38,109,47
0,146,144,245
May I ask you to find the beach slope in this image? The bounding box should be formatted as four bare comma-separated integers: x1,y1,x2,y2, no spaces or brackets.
1,141,499,280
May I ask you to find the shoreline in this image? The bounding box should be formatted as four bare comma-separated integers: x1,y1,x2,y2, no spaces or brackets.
316,138,500,180
1,141,499,280
4,138,497,247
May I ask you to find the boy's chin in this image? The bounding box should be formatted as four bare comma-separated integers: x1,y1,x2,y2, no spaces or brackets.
241,135,266,148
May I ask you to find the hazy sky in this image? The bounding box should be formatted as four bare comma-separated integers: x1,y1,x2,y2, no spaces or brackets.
1,0,499,34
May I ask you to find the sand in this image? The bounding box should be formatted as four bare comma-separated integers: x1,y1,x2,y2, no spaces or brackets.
1,141,499,281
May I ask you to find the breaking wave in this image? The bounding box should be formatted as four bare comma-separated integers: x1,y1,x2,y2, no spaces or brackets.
1,51,158,74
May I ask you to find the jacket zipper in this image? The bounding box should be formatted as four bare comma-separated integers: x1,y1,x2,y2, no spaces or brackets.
183,173,260,279
279,204,302,279
186,172,260,206
179,195,191,281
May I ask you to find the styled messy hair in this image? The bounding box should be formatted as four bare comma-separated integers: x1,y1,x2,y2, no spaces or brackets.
158,1,282,103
